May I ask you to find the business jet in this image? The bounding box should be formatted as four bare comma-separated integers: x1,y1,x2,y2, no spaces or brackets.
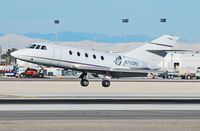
11,35,179,87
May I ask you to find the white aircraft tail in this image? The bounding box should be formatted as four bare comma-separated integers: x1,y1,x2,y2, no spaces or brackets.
125,35,179,68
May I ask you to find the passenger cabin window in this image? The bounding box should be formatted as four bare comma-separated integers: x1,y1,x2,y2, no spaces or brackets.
101,56,104,60
93,54,96,59
29,44,37,49
77,52,80,56
41,46,47,50
85,53,88,58
35,45,41,49
69,50,72,55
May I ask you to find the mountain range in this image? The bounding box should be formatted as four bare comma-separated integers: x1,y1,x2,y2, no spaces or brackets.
0,31,200,44
1,34,200,54
0,31,200,43
23,32,155,43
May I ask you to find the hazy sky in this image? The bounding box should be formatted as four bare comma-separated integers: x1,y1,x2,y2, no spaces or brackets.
0,0,200,39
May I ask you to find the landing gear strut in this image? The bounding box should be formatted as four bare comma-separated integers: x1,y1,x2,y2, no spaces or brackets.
79,72,89,87
102,80,111,87
79,72,111,87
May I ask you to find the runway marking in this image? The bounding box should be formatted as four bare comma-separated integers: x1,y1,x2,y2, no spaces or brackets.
0,94,37,98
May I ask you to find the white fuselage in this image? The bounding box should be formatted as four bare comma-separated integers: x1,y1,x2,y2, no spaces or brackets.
12,43,154,75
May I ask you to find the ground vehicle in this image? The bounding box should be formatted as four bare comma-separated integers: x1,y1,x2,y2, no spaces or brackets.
180,67,200,79
16,68,44,78
196,67,200,79
0,65,17,77
158,71,179,79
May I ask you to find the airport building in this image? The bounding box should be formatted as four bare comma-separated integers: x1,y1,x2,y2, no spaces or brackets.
161,51,200,74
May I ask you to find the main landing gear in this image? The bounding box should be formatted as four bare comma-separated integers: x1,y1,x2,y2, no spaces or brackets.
79,72,111,87
102,80,110,87
79,72,89,87
81,79,89,87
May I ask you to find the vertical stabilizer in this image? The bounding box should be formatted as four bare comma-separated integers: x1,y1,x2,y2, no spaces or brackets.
125,35,179,68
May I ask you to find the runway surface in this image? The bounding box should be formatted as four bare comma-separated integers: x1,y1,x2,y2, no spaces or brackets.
1,80,200,94
1,110,200,120
0,79,200,130
1,77,200,82
0,110,200,131
1,98,200,104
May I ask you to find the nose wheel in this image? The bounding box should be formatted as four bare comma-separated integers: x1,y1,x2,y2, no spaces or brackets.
102,80,111,87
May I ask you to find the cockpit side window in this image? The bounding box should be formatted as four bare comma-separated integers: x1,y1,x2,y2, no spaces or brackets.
35,45,41,49
41,45,47,50
29,44,37,49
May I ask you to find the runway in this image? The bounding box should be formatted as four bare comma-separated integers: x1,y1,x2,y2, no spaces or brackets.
1,98,200,104
1,110,200,120
1,77,200,82
0,110,200,131
0,79,200,130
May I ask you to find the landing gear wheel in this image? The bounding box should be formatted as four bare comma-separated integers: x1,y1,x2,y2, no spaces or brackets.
102,80,110,87
81,79,89,87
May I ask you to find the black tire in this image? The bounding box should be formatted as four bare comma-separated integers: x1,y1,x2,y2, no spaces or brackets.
181,76,185,79
102,80,110,87
187,75,191,79
39,73,44,78
80,79,89,87
19,73,25,78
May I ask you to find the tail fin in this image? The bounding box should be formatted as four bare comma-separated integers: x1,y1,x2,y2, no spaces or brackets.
125,35,179,67
149,35,179,49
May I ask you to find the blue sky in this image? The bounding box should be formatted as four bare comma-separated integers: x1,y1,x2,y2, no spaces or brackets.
0,0,200,40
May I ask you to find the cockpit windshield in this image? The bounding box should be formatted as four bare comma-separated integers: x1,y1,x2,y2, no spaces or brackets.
26,44,47,50
26,44,33,48
29,44,37,49
35,45,41,49
41,45,47,50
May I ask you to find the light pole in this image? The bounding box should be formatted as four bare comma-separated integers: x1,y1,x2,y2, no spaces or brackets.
160,18,166,35
54,20,59,41
160,18,166,68
122,18,129,52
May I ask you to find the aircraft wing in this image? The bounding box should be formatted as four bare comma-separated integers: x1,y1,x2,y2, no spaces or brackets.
77,66,163,78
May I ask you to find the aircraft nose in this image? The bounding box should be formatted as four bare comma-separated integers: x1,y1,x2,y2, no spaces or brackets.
11,50,20,58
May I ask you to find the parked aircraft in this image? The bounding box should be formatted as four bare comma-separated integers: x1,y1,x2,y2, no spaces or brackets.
11,35,179,87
